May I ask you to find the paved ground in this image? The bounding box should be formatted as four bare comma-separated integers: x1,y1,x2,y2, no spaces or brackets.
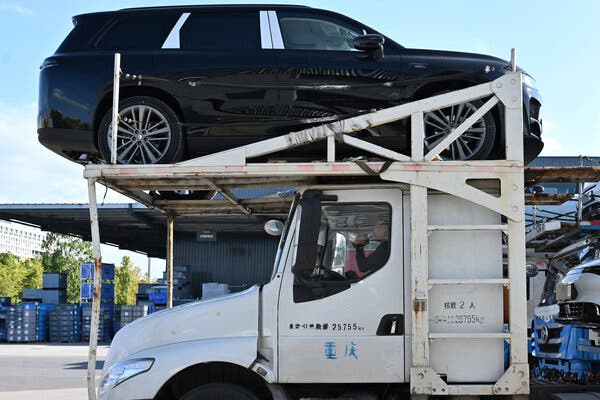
0,343,109,400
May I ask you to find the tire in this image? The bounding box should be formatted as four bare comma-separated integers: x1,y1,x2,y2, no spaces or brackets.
98,96,184,164
180,383,260,400
423,98,496,160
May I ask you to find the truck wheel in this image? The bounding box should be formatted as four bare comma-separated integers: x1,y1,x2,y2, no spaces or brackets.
180,383,260,400
98,96,185,164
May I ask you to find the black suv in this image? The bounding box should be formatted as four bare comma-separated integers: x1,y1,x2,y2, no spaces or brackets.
38,4,543,164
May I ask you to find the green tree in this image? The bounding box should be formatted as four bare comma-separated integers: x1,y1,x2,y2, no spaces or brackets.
115,256,142,305
41,233,93,303
0,253,43,302
0,253,25,300
22,258,43,290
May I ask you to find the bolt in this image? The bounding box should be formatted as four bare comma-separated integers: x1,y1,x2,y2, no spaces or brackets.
512,205,519,213
511,79,516,84
496,82,503,88
512,96,517,102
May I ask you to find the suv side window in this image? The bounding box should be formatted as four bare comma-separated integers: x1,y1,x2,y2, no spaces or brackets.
97,14,180,50
180,12,260,50
277,12,364,51
293,203,391,303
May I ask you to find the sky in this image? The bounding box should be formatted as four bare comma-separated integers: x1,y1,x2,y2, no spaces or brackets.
0,0,599,275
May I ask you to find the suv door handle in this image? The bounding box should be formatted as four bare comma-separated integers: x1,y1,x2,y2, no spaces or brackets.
408,62,428,69
377,314,404,336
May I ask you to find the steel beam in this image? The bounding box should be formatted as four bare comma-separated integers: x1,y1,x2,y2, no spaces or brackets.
86,179,102,400
166,214,174,308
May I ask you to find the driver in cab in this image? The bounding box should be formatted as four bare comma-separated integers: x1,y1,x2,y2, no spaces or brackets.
352,217,390,274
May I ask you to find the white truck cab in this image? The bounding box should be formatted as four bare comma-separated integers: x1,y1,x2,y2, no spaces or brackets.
99,184,508,400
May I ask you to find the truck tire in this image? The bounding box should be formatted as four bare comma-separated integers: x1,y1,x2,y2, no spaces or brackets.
180,382,260,400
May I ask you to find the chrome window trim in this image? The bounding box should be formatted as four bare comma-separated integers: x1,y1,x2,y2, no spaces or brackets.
259,11,273,49
161,12,191,49
267,10,285,49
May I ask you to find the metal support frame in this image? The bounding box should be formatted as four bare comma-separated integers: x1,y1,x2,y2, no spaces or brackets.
110,53,121,164
166,213,174,308
87,179,102,400
380,70,528,396
85,64,529,397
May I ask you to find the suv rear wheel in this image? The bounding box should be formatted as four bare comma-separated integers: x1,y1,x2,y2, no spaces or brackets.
98,96,184,164
179,383,260,400
423,98,496,160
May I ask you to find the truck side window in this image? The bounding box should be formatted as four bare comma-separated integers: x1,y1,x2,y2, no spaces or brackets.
294,203,391,303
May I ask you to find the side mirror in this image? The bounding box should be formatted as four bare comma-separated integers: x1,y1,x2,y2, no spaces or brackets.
291,190,337,276
353,34,385,61
264,219,284,236
526,264,539,278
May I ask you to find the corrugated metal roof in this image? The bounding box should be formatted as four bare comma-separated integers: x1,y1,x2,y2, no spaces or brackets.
529,156,600,167
0,203,285,258
212,187,297,200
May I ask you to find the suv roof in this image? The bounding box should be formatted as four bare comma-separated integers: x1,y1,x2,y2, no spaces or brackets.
118,4,311,12
74,4,313,21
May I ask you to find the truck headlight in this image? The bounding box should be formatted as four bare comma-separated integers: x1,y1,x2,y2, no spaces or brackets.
99,358,154,391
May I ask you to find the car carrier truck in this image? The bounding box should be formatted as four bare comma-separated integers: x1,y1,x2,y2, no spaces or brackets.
82,55,540,399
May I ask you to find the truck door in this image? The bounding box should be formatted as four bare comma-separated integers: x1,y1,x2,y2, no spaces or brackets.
277,188,405,383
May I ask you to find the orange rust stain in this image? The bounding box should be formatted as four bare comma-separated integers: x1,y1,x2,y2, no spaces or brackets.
93,258,102,300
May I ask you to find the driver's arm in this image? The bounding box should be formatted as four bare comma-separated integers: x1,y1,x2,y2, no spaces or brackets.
354,244,371,272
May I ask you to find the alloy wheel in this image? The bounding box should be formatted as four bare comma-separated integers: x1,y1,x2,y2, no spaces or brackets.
423,102,489,160
107,105,173,164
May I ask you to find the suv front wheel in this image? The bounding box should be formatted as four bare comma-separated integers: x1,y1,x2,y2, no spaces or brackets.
423,98,496,161
98,96,184,164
